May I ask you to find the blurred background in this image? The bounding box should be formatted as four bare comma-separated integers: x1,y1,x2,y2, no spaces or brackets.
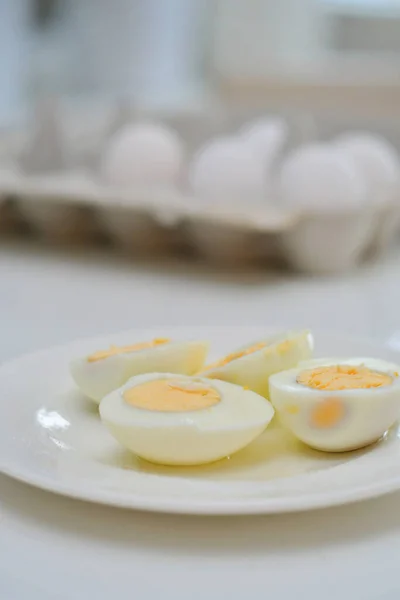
2,0,400,124
2,0,400,357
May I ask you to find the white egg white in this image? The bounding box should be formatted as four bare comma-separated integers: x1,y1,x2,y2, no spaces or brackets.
269,357,400,452
70,340,209,403
201,330,313,398
100,373,274,466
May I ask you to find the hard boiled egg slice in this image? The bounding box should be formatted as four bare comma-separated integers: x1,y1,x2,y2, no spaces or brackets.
70,339,208,403
269,358,400,452
200,330,313,397
100,373,274,465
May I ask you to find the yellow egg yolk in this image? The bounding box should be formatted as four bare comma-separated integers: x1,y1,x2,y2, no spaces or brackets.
87,338,170,362
311,398,345,428
123,379,221,412
202,341,267,371
297,365,392,391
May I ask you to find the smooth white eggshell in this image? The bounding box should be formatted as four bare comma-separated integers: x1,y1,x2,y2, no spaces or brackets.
102,122,184,187
189,137,267,203
280,208,375,274
278,143,367,211
333,133,400,205
240,117,288,165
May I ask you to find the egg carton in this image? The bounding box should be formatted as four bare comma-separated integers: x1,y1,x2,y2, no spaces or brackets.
0,99,399,274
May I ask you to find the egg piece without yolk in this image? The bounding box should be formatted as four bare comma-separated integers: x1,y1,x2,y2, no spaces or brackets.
101,122,184,187
70,339,209,403
269,357,400,452
199,330,313,398
99,373,274,465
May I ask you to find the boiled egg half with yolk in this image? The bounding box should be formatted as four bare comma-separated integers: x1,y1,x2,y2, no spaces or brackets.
269,357,400,452
70,339,208,403
100,373,274,465
200,330,313,397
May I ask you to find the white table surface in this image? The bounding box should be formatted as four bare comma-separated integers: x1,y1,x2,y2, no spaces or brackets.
2,239,400,600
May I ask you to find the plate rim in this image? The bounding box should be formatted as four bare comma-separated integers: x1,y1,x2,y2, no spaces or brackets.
2,458,400,515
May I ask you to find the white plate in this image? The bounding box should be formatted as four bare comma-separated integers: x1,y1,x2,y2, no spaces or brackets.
1,326,400,515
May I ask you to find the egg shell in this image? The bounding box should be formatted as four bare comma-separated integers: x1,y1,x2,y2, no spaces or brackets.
100,373,274,465
240,117,288,164
189,137,266,204
279,143,368,211
269,357,400,452
102,122,184,187
333,133,400,205
201,330,313,398
280,209,375,274
70,340,209,403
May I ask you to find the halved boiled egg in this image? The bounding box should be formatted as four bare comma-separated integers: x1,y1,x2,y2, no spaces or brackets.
200,331,313,397
100,373,274,465
269,357,400,452
70,339,208,403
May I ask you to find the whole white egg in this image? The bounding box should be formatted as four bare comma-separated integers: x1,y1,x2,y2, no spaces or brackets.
269,357,400,452
278,143,367,210
200,330,313,398
240,117,288,165
189,137,267,203
102,122,184,187
333,132,400,205
70,338,208,403
100,372,274,465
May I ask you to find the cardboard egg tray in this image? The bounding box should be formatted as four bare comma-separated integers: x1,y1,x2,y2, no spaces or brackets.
0,100,399,274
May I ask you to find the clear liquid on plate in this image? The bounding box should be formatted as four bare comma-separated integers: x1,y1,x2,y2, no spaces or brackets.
99,417,379,482
44,393,393,484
